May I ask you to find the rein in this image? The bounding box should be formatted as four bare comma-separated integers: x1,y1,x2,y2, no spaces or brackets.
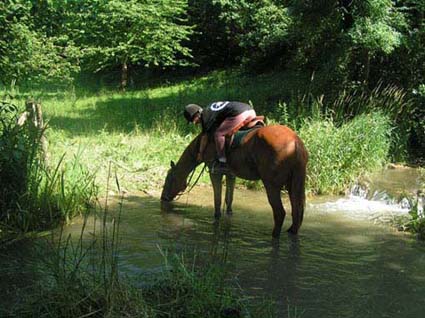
175,162,207,200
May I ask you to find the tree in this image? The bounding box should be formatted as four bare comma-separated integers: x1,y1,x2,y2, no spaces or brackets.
186,0,241,69
286,0,405,85
0,0,79,87
210,0,292,71
347,0,405,84
64,0,193,90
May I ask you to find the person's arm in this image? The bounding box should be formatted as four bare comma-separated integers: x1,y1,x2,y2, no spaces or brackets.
197,133,208,162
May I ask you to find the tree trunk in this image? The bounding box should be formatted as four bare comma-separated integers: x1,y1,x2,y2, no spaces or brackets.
20,100,49,167
120,61,128,92
363,50,370,87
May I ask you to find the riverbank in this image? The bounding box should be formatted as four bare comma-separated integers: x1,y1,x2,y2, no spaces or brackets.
4,71,399,195
0,69,409,241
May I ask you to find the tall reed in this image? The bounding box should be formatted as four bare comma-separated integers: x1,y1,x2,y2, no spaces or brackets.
300,112,391,194
0,100,97,239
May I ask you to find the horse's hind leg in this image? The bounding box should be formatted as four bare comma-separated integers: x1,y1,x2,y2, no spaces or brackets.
264,183,286,238
287,169,306,235
209,172,223,218
225,174,236,214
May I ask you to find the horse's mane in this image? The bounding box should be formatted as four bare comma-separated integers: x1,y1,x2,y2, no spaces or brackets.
176,133,202,171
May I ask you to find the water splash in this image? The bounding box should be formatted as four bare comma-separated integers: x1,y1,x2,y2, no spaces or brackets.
313,168,422,222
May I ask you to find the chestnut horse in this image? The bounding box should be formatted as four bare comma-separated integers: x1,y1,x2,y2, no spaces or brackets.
161,125,308,238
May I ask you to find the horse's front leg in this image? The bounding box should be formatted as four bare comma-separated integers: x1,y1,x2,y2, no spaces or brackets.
209,172,223,218
225,174,236,214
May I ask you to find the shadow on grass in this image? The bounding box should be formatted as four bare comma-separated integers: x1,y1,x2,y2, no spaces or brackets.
44,70,312,137
47,95,190,136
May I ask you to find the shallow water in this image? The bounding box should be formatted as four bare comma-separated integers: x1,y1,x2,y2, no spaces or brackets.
61,168,425,318
37,171,425,318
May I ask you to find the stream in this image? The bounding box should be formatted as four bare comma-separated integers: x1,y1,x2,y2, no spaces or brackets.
72,167,425,317
2,168,424,317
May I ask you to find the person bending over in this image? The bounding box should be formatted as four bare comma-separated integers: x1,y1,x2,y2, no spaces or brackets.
184,101,256,171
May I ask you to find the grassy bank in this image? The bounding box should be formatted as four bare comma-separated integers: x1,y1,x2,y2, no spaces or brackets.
0,100,97,242
1,69,402,238
2,70,399,196
299,113,391,194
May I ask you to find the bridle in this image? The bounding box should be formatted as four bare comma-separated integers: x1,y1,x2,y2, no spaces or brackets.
174,162,207,200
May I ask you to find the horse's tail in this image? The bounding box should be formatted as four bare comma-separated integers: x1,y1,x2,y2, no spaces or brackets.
288,140,308,233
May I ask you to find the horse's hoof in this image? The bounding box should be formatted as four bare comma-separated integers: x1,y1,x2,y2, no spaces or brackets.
226,209,233,215
214,212,222,219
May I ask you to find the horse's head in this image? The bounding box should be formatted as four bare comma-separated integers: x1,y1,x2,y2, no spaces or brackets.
161,160,188,202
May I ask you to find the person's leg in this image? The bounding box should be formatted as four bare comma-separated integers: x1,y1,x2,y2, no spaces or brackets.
214,109,256,162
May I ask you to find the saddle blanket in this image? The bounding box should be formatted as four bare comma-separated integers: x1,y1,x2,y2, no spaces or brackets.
230,124,263,149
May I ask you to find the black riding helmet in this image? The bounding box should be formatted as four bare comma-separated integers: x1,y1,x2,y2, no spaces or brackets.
184,104,202,122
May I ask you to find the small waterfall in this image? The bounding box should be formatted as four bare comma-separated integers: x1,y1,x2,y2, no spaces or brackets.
314,168,422,222
348,183,412,210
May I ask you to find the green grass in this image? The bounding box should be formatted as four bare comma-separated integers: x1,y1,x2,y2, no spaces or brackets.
2,70,398,198
299,112,392,194
1,101,97,239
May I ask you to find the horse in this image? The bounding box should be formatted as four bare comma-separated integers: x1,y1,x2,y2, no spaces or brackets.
161,125,308,238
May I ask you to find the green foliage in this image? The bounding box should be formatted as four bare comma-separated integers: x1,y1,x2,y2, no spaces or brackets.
398,169,425,239
300,113,391,194
405,206,425,240
0,0,192,88
212,0,292,70
12,204,153,317
3,70,406,197
0,100,41,228
349,0,405,54
64,0,192,71
187,0,241,68
0,101,28,205
0,0,79,86
331,83,416,161
244,3,291,51
0,100,96,236
411,85,425,156
144,252,255,317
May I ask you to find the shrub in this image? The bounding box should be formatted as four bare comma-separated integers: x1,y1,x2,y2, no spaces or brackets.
300,112,391,194
0,100,97,238
0,100,39,229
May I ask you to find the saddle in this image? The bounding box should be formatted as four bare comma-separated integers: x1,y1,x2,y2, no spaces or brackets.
225,116,265,149
227,116,265,136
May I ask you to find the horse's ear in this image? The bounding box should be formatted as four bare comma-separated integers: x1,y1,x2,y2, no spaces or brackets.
170,160,175,168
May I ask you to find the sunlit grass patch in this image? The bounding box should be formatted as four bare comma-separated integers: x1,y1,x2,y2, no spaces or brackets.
2,70,400,198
